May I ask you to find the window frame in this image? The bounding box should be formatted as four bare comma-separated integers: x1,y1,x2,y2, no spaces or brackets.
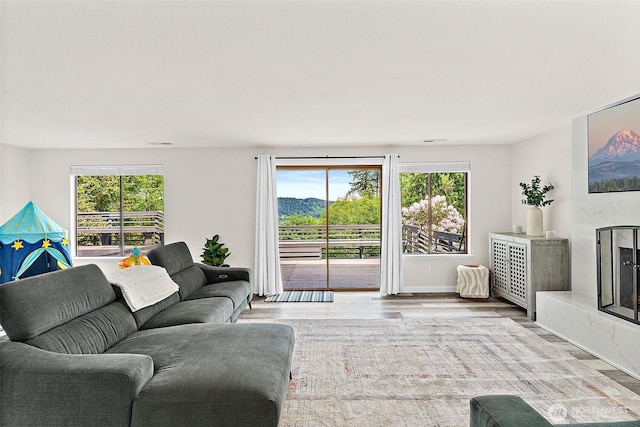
71,164,164,258
399,162,470,256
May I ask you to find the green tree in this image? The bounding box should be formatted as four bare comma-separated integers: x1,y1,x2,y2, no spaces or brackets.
347,170,380,197
323,195,381,225
279,214,323,226
77,176,121,212
123,175,165,211
400,173,429,207
77,175,164,213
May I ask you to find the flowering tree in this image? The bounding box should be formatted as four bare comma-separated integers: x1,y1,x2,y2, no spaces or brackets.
401,194,465,233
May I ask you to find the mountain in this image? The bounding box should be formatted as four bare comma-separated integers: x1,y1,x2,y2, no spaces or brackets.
588,130,640,190
589,130,640,166
588,161,640,184
278,197,328,218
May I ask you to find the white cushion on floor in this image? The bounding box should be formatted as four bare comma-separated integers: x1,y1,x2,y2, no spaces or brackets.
456,265,489,298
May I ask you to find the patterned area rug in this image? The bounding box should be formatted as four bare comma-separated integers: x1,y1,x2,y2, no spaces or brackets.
244,318,640,426
265,291,334,302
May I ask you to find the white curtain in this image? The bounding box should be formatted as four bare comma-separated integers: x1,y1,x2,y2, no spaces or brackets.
254,155,283,296
380,154,403,295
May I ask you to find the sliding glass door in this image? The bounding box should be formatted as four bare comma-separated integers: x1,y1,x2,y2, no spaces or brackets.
277,168,328,289
277,166,381,291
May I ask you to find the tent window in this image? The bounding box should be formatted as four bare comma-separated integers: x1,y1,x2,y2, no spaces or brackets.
71,165,164,257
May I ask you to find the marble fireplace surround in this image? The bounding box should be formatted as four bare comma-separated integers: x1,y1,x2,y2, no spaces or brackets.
535,113,640,381
537,291,640,380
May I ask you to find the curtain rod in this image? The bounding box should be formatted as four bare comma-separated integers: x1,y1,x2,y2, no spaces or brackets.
254,155,396,159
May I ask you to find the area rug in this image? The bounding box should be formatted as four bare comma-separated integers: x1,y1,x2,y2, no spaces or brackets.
243,318,640,426
265,291,334,302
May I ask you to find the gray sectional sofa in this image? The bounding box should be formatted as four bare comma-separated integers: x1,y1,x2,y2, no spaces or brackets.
0,244,295,427
470,395,640,427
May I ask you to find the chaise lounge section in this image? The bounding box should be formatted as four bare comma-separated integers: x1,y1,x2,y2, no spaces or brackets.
0,261,294,427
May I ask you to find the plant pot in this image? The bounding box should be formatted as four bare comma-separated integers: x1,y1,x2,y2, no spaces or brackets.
526,206,543,236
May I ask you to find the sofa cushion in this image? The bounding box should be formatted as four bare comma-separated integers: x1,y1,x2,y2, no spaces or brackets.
26,301,137,354
139,298,234,330
147,242,206,299
186,280,252,309
130,293,181,329
147,241,193,276
171,265,208,300
0,264,116,341
106,323,295,427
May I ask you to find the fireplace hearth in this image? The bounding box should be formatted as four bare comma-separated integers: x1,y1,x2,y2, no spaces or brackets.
596,226,640,324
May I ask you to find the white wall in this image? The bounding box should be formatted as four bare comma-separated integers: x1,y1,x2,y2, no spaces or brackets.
392,144,512,290
24,143,512,289
0,144,31,222
27,147,257,276
511,126,573,241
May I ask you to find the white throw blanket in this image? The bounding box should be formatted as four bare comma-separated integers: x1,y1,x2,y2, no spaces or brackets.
108,265,179,312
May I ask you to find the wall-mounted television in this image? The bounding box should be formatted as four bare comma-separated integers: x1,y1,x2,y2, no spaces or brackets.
588,95,640,193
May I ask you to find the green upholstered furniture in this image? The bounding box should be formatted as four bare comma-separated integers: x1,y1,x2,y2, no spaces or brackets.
147,241,253,323
470,395,640,427
0,261,294,427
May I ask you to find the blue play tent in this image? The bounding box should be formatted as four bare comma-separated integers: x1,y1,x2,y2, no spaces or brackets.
0,201,72,284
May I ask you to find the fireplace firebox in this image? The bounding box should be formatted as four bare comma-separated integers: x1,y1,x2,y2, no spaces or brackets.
596,226,640,324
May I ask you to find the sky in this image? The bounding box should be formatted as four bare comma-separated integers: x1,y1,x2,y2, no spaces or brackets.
276,169,352,201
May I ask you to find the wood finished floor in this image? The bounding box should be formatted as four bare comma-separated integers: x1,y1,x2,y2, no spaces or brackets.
280,259,380,290
240,291,640,396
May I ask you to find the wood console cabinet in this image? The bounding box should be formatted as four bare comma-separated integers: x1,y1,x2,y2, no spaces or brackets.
489,232,569,319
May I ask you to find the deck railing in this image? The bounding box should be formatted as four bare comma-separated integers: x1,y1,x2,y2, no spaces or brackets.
402,224,466,254
77,211,164,249
279,225,381,259
278,224,465,258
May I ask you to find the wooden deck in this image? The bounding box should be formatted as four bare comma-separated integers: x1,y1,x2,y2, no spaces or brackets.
280,259,381,290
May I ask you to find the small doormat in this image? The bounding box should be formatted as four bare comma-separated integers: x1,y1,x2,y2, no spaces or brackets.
265,291,334,303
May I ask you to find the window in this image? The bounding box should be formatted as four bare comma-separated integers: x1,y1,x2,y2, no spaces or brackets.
71,165,164,257
399,162,469,255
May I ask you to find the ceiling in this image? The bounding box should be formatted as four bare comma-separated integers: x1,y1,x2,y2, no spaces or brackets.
1,0,639,150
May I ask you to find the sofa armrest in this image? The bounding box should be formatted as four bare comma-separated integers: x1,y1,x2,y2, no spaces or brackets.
196,263,252,284
470,395,554,427
1,341,154,427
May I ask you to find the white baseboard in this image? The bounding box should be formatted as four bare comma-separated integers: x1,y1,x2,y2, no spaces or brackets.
401,285,458,294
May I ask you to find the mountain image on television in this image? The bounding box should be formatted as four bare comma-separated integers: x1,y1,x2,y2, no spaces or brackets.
588,130,640,193
587,97,640,194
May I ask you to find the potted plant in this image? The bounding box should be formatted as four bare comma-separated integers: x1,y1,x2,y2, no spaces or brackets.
519,176,554,237
201,234,231,267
